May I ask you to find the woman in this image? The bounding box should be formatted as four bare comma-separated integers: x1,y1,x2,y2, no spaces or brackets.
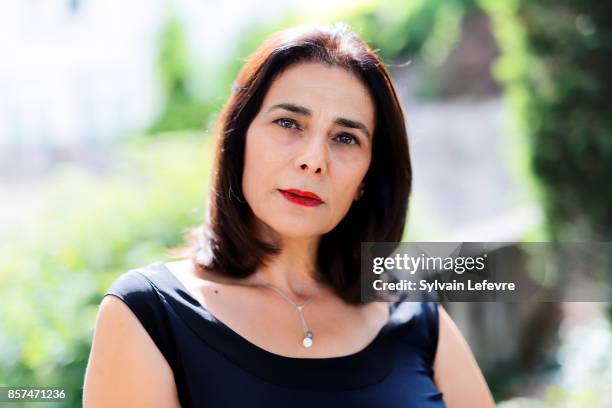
83,23,495,407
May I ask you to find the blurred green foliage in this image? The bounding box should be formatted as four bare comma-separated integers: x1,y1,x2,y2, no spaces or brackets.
482,0,612,405
341,0,476,61
148,10,217,133
333,0,481,99
148,0,484,136
0,133,213,407
482,0,612,241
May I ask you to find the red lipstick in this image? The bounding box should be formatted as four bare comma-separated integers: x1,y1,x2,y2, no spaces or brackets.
279,189,323,207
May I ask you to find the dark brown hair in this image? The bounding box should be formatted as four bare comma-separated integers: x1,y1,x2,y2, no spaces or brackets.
174,22,411,304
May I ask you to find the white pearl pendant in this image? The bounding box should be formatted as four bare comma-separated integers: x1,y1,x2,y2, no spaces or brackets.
303,331,314,348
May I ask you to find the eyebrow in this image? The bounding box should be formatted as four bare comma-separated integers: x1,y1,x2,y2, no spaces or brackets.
265,102,372,140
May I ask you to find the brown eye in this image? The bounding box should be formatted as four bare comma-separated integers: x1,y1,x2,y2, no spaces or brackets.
334,133,359,146
274,118,299,130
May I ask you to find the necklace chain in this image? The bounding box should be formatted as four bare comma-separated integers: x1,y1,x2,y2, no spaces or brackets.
253,274,319,348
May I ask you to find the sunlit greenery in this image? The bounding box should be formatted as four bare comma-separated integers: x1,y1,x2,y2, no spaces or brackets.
0,133,213,406
482,0,612,242
148,9,216,133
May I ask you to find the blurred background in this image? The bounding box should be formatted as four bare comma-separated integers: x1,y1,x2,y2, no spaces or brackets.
1,0,611,406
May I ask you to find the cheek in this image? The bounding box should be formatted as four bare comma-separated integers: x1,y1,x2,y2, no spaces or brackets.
243,130,287,196
246,140,278,175
330,156,371,203
243,132,262,196
333,151,371,182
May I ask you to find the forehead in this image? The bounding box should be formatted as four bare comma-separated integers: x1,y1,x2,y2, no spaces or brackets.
261,62,375,126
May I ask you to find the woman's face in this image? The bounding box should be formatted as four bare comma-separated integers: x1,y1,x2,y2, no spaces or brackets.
242,61,375,239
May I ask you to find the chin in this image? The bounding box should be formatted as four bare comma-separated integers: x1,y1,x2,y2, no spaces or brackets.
265,217,326,239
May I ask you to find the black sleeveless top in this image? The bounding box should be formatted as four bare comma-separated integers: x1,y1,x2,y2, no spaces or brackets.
103,262,445,407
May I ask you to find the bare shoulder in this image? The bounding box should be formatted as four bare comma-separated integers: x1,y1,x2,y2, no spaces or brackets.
433,305,495,407
83,294,180,407
164,259,199,282
163,259,213,300
163,258,255,293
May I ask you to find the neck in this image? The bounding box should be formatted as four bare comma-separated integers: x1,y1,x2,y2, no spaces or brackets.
251,220,326,300
258,237,323,298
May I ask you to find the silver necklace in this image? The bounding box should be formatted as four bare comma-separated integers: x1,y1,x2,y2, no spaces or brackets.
254,275,318,348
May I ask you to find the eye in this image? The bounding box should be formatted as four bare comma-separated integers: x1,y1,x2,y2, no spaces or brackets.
274,118,300,130
334,132,359,146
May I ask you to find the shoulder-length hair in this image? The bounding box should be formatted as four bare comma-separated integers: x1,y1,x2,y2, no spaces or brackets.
175,22,411,305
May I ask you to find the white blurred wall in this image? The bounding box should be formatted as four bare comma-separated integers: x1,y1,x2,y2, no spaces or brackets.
0,0,165,151
0,0,293,155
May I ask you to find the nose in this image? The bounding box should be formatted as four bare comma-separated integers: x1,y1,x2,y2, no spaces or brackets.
295,131,329,175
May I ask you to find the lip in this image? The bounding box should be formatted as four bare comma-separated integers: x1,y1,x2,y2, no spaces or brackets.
278,189,324,207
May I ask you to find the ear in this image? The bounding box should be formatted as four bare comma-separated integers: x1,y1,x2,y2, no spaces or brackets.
354,182,365,201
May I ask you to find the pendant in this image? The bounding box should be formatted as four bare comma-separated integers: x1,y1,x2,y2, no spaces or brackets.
302,331,314,348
